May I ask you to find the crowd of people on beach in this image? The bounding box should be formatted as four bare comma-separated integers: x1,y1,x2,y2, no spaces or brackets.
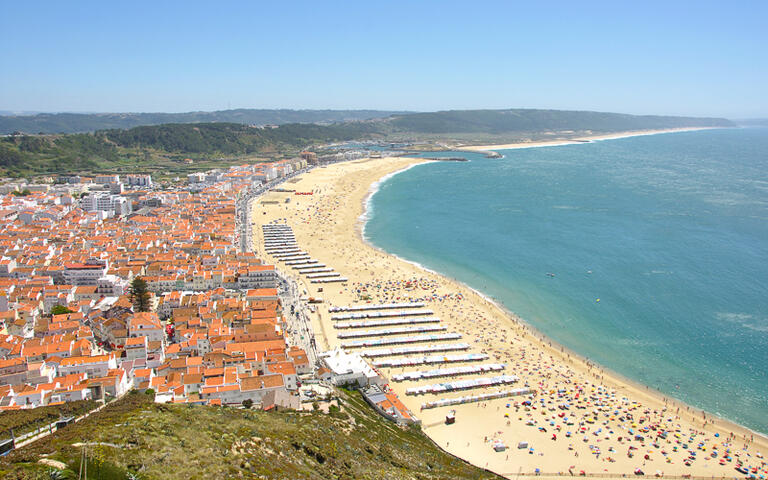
352,277,464,304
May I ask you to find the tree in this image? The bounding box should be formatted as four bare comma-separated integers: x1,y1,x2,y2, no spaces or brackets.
242,399,253,409
129,276,151,312
50,305,74,316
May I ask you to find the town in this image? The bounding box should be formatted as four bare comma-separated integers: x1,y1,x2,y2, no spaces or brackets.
0,151,377,422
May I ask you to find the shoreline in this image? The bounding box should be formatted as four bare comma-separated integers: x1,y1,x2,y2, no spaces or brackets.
458,127,721,152
358,160,437,241
252,143,766,477
356,155,768,444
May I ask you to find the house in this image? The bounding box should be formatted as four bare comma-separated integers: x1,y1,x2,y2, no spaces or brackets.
13,384,52,407
58,354,118,377
245,288,278,302
182,372,203,396
199,373,287,406
124,336,148,361
287,346,312,375
131,368,154,390
49,382,91,403
128,312,165,343
87,368,130,399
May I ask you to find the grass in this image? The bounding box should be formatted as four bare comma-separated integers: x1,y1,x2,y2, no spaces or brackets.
0,390,501,480
0,400,98,439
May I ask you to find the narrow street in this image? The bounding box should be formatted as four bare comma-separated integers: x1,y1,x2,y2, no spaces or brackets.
277,271,319,367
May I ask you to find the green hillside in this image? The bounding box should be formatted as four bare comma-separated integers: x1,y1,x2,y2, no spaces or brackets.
0,390,500,480
385,109,734,134
0,109,410,135
0,400,97,438
99,122,376,154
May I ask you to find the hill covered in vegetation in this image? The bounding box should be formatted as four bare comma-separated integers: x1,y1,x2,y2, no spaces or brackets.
383,108,734,134
0,390,500,480
0,109,736,178
0,400,97,438
99,122,376,154
0,109,410,135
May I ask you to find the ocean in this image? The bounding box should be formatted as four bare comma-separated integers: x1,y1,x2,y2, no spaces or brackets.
364,127,768,435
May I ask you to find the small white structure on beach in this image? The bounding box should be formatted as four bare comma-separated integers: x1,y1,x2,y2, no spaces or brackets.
319,348,383,388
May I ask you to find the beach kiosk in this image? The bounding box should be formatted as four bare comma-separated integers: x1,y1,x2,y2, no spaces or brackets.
445,410,456,425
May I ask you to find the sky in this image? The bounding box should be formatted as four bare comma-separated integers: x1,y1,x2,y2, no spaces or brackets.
1,1,766,118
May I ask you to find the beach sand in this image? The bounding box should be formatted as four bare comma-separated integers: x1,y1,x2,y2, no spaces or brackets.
459,127,717,152
252,152,767,478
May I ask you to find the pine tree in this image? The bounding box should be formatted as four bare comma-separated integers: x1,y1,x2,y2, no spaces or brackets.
129,276,151,312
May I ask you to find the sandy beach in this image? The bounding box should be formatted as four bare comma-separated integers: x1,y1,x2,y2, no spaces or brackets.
252,149,767,478
458,127,718,152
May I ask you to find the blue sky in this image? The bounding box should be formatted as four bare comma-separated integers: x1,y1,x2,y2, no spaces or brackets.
1,0,766,118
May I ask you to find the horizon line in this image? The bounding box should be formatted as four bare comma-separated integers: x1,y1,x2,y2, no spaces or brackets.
0,107,760,121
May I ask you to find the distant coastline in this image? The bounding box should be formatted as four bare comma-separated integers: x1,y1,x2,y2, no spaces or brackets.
458,126,722,152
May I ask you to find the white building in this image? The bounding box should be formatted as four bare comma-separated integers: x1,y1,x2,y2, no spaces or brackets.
187,172,205,184
128,313,165,344
236,267,277,289
205,171,222,183
126,174,153,188
94,174,120,185
199,374,290,406
0,259,17,277
58,354,118,377
80,193,132,217
124,336,148,361
97,274,128,296
63,263,108,286
319,348,383,387
113,196,132,216
263,166,278,181
109,182,124,194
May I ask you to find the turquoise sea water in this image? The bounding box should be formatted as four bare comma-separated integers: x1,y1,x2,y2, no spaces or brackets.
365,128,768,435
